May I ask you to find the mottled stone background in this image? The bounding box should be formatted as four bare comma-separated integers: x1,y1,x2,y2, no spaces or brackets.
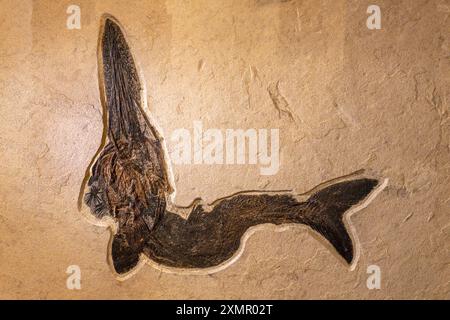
0,0,449,299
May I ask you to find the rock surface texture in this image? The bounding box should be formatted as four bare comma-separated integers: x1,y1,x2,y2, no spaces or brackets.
0,0,448,298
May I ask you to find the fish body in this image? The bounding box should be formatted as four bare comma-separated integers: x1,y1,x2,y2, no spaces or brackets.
84,16,380,275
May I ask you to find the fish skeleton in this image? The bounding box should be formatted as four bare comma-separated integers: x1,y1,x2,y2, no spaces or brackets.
83,15,383,276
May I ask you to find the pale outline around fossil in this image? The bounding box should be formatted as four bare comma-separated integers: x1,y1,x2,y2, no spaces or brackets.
78,14,387,280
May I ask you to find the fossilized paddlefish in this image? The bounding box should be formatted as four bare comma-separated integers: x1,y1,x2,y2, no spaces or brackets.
84,16,380,275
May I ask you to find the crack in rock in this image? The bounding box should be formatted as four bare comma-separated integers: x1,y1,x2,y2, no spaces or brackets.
267,81,295,121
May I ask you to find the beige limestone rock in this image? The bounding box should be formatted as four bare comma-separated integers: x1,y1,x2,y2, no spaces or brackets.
0,0,448,299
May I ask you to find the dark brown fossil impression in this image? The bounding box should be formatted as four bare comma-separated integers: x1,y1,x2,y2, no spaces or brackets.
84,16,380,275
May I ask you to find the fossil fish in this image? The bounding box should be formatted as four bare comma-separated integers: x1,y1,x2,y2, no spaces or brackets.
84,15,382,275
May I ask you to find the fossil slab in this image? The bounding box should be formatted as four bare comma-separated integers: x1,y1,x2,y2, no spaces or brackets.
84,15,383,276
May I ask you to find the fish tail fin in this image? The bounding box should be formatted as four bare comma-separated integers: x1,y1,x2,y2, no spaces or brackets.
304,178,379,264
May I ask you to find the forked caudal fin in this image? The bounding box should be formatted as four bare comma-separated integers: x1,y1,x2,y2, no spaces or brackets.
303,178,379,264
